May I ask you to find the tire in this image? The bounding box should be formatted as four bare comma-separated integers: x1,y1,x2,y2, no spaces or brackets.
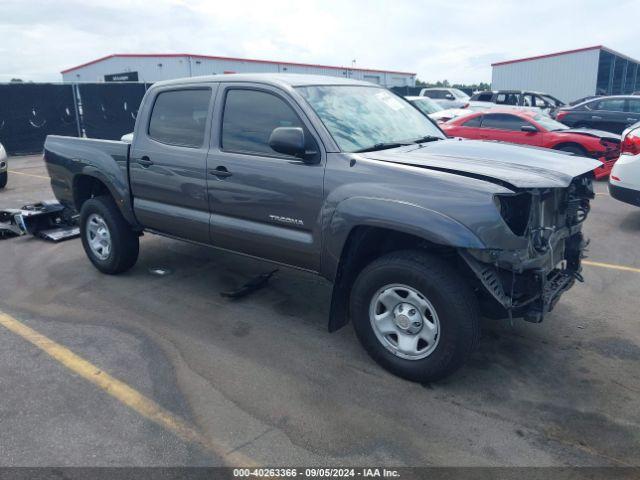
350,250,479,383
80,195,139,274
0,171,7,189
556,144,587,156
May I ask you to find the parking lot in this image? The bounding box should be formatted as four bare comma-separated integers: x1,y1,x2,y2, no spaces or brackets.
1,154,639,467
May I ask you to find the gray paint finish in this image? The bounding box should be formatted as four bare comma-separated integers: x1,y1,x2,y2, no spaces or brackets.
44,74,598,320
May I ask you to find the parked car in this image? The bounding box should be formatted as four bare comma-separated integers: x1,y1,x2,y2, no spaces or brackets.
609,122,640,206
469,90,564,114
441,109,620,179
44,74,599,382
419,87,470,109
405,96,470,123
554,95,640,134
0,142,7,189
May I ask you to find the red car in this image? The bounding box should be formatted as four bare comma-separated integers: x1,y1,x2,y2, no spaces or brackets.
441,109,620,179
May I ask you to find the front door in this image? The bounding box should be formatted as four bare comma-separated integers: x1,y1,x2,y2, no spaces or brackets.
205,84,325,271
479,113,543,146
130,86,216,243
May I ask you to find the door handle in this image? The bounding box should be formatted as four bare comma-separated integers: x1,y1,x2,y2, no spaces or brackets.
138,156,154,167
591,116,602,120
209,166,232,178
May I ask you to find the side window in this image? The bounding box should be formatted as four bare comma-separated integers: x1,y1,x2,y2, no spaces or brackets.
148,89,211,147
462,115,482,127
593,99,625,112
221,89,311,156
626,99,640,113
481,114,527,131
533,95,549,108
426,90,445,99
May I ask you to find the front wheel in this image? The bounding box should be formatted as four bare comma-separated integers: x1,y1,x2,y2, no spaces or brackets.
80,196,139,274
350,250,479,383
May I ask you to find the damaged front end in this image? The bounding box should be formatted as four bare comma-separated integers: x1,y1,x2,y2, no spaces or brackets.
460,174,594,323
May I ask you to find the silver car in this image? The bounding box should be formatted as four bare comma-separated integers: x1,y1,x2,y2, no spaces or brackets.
0,142,7,189
419,87,470,109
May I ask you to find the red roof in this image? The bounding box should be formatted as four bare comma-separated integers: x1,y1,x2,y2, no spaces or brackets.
491,46,604,67
61,53,416,76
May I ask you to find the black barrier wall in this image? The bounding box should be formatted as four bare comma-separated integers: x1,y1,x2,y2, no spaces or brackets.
0,84,78,155
77,83,148,140
0,82,152,155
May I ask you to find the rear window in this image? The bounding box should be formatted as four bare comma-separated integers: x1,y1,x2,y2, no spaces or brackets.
148,89,211,147
462,115,482,127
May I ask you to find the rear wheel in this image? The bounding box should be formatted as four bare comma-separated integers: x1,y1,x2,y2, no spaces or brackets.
350,250,480,383
80,196,139,274
0,171,7,189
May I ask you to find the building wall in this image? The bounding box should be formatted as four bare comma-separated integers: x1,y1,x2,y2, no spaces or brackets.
491,49,600,103
596,50,640,95
62,55,415,88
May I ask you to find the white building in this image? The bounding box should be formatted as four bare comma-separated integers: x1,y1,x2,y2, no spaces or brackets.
61,53,416,88
491,45,640,103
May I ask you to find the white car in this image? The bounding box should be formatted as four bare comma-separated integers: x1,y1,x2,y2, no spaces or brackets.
419,87,470,109
609,122,640,207
405,96,472,123
0,142,7,189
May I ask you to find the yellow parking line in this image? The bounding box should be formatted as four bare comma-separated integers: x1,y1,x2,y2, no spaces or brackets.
8,170,49,180
0,310,256,466
583,260,640,274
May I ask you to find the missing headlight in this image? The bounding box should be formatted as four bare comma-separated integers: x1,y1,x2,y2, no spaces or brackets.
494,193,532,236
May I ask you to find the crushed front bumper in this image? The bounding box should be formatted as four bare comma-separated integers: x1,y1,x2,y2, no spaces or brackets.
460,231,587,323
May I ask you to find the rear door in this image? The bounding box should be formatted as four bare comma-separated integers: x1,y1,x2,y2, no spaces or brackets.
624,98,640,129
587,98,627,133
205,83,325,271
129,84,216,243
478,113,543,146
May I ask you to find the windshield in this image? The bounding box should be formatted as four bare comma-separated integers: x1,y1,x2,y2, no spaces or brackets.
451,88,470,100
410,97,443,115
296,86,445,152
534,114,568,131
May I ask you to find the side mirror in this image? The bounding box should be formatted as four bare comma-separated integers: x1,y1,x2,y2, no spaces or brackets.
521,125,538,133
268,127,306,157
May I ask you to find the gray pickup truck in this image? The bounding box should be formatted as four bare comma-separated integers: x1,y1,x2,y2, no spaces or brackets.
44,74,600,382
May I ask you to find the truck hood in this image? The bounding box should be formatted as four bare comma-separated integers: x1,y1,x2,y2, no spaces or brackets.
359,139,601,189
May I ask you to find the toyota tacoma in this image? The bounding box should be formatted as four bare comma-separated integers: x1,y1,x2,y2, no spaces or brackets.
44,74,599,382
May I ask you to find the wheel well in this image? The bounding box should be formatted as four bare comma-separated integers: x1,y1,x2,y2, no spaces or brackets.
553,142,588,155
328,226,456,332
73,175,111,211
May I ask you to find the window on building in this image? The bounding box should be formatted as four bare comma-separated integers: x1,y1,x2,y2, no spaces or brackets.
597,50,615,95
148,89,211,147
481,113,529,131
221,89,311,156
612,57,627,95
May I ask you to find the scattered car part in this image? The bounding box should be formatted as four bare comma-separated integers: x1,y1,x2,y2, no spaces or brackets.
0,200,79,241
220,269,279,299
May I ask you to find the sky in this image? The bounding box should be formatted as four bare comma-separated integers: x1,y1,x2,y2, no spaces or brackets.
1,0,638,84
